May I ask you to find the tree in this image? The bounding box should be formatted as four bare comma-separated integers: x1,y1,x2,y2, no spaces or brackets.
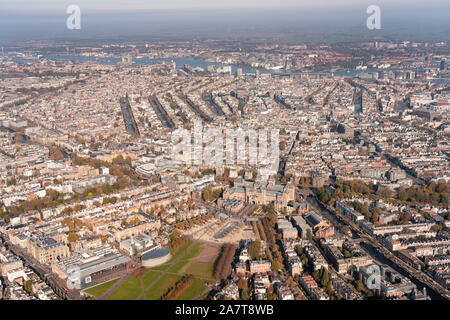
343,249,351,259
266,286,277,300
6,177,17,186
68,232,80,243
301,256,309,268
313,270,320,283
240,288,249,300
376,186,393,198
306,229,313,241
162,275,195,300
298,176,312,188
272,258,281,272
431,224,442,232
320,267,329,288
24,280,33,294
361,203,371,219
249,241,261,260
214,244,237,280
353,280,364,292
317,188,331,203
62,217,75,230
237,279,247,290
202,185,213,201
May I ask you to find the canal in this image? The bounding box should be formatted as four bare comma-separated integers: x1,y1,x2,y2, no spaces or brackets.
121,99,137,135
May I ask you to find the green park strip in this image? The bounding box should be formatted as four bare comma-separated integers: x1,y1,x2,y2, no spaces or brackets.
142,241,196,272
105,241,215,300
178,242,203,260
143,273,182,300
183,261,215,280
169,241,195,260
82,278,119,297
177,278,208,300
156,242,203,275
141,270,161,288
107,277,142,300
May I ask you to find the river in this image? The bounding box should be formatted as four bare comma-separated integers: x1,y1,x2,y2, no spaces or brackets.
11,54,450,83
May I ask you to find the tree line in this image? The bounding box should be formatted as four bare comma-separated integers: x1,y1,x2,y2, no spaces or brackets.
161,275,195,300
169,230,190,252
213,243,236,280
316,179,449,208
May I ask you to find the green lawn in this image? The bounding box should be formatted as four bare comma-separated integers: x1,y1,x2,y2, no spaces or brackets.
143,274,182,300
147,241,195,272
177,278,208,300
183,261,215,280
83,278,119,297
106,241,216,300
167,258,190,274
169,241,194,261
166,242,203,274
198,291,209,300
107,276,142,300
149,242,203,275
147,263,171,272
179,242,203,260
141,270,161,288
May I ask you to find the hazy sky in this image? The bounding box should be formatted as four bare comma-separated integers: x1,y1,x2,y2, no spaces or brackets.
2,0,450,13
0,0,449,42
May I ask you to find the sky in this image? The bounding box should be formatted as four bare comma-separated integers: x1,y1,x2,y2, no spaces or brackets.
2,0,450,12
0,1,449,42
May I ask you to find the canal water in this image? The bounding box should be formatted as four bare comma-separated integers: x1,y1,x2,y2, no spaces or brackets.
121,99,136,134
11,54,450,83
354,90,363,115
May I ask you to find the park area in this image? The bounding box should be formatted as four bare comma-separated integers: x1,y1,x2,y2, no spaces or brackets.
91,241,219,300
82,278,120,297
